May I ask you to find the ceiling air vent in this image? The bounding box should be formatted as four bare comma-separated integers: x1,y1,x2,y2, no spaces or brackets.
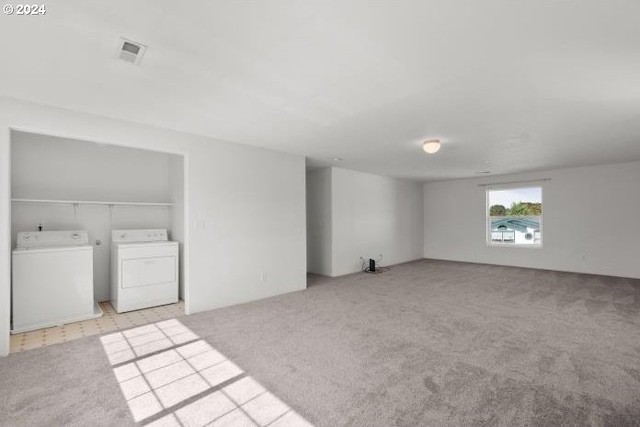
117,37,147,65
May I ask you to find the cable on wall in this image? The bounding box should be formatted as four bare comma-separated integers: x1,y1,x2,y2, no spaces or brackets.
361,257,390,274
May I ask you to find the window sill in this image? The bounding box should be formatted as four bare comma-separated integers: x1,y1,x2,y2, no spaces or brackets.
488,243,543,249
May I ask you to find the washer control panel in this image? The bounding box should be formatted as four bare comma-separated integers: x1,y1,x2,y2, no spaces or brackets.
112,229,168,243
16,230,89,249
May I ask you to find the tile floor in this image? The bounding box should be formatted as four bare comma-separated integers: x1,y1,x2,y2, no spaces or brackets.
10,301,185,353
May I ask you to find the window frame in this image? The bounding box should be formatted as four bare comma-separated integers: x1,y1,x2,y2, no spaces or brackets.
486,185,544,249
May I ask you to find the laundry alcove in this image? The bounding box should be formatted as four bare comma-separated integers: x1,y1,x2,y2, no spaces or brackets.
10,130,186,311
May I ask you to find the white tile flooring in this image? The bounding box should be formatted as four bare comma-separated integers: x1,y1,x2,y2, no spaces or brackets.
10,301,185,353
101,320,314,427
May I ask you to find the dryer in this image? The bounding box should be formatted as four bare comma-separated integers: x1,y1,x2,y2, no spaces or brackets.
111,229,179,313
12,230,101,333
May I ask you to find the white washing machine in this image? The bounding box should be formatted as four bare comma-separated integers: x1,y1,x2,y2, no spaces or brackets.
12,230,102,334
111,229,179,313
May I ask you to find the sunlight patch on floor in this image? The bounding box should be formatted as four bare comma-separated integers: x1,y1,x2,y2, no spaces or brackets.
100,320,313,427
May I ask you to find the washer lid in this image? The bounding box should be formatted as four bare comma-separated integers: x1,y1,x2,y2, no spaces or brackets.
16,230,89,249
13,244,93,255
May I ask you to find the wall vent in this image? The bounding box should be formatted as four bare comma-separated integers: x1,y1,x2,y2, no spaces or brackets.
117,37,147,65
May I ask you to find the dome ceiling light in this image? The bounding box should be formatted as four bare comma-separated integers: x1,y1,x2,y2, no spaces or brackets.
422,139,441,154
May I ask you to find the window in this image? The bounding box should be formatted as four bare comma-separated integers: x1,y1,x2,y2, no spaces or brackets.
487,186,542,247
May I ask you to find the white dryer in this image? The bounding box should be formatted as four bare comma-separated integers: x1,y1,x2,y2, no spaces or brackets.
12,230,102,333
111,229,179,313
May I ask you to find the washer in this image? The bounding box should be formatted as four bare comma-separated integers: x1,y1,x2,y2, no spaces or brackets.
111,229,179,313
12,230,102,334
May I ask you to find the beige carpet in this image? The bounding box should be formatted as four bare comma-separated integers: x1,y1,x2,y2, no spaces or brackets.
1,259,639,426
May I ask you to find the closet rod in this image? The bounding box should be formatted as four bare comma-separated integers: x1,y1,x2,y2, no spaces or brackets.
11,198,174,207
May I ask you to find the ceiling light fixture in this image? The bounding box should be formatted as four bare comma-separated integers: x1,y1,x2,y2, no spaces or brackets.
422,139,441,154
332,157,343,162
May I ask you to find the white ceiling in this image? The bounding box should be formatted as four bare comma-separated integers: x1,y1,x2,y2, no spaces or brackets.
1,0,639,181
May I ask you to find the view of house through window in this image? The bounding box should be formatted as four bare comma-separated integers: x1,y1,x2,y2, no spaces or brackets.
487,186,542,246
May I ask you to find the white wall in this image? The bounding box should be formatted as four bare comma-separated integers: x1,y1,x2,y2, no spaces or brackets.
423,161,640,279
11,132,171,202
0,96,307,356
306,167,423,277
169,155,186,299
0,127,10,357
331,168,424,276
306,168,332,276
11,132,176,301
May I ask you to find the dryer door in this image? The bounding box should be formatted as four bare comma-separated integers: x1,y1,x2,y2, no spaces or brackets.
121,256,176,288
